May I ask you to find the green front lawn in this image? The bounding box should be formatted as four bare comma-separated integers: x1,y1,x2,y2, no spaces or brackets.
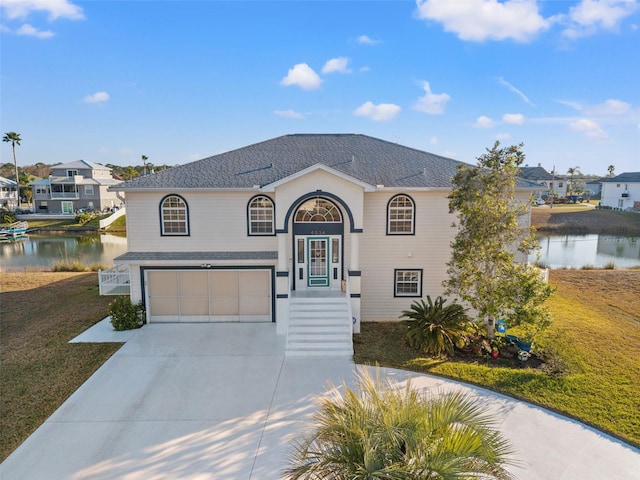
355,269,640,447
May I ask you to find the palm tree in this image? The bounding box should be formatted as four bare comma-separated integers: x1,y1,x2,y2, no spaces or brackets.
401,295,470,355
141,154,148,176
2,131,22,208
284,370,516,479
566,166,581,196
607,165,615,177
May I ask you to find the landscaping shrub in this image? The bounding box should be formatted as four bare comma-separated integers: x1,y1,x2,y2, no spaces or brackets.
1,210,16,224
75,211,97,225
108,296,145,331
401,295,470,355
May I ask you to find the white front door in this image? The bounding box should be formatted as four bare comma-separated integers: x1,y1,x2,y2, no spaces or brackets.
295,235,341,290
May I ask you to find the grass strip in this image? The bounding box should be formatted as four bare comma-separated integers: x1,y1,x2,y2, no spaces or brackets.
0,273,120,462
355,269,640,447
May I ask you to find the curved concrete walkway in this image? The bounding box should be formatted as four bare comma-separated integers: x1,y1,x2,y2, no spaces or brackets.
2,322,638,479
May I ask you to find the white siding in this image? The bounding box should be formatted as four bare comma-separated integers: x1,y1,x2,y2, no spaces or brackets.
359,191,455,321
125,191,277,252
601,181,640,210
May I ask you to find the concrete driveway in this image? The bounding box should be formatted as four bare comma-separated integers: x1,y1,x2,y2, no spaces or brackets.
2,322,639,479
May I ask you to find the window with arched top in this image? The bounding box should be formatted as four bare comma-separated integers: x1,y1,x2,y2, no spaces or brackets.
387,194,415,234
295,198,342,223
160,195,189,236
248,195,275,235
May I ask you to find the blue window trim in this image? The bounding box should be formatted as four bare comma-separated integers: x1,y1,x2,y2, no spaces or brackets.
247,194,276,236
393,268,423,298
386,194,416,236
159,194,190,237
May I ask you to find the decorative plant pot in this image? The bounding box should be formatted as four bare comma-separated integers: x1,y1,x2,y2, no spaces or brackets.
491,350,499,359
517,350,531,362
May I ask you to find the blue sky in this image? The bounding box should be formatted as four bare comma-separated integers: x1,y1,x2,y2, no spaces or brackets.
1,0,639,176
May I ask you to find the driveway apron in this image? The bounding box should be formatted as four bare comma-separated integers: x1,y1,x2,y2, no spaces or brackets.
2,323,638,479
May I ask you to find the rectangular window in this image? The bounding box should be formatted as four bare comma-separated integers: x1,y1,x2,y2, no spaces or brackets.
558,182,563,188
84,185,94,195
61,201,74,214
67,170,78,177
297,239,304,263
35,186,49,195
394,269,422,297
332,238,339,263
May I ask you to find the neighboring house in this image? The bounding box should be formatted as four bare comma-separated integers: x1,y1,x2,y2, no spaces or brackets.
600,172,640,211
518,165,552,199
108,134,537,355
518,164,568,198
0,176,19,210
586,178,604,197
29,160,122,214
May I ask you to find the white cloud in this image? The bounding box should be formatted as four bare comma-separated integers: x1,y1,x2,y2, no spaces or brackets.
569,118,608,138
586,99,632,116
359,66,371,73
503,113,525,124
430,136,439,145
354,101,401,121
496,132,512,140
474,116,494,128
356,34,381,45
280,63,322,90
498,77,536,107
274,109,305,120
83,91,110,104
415,0,552,42
322,57,352,74
563,0,639,39
414,81,451,115
16,23,53,38
1,0,84,20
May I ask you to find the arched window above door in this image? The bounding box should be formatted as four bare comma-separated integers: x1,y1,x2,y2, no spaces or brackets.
295,198,342,223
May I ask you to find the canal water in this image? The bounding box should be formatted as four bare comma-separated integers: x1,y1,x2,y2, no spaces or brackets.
2,234,639,271
0,234,128,271
531,234,640,269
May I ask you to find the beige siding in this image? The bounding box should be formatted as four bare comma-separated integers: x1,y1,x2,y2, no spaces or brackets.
359,191,456,322
274,169,364,230
125,191,277,252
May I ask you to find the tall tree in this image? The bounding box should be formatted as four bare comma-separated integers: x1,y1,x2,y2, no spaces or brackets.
285,370,516,479
141,154,148,176
2,132,22,208
607,164,615,177
566,166,581,195
445,142,553,338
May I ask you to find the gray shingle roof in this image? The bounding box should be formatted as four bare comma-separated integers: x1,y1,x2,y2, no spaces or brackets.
112,134,539,191
113,134,469,190
519,166,553,181
600,172,640,183
115,251,278,262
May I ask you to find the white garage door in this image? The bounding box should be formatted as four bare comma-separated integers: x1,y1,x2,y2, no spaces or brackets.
146,269,271,323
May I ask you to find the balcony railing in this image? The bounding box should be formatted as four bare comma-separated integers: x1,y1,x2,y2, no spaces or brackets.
50,192,79,199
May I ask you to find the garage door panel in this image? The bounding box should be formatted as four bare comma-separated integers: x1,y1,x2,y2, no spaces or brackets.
210,296,239,316
150,296,179,316
210,271,239,296
179,271,208,296
239,295,270,316
180,296,209,315
239,271,269,296
149,271,177,296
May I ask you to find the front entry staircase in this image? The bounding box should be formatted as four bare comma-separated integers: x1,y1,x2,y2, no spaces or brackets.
285,295,353,357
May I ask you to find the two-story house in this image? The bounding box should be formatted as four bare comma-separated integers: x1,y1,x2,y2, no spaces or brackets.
108,134,537,356
0,176,19,210
30,160,122,214
600,172,640,210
